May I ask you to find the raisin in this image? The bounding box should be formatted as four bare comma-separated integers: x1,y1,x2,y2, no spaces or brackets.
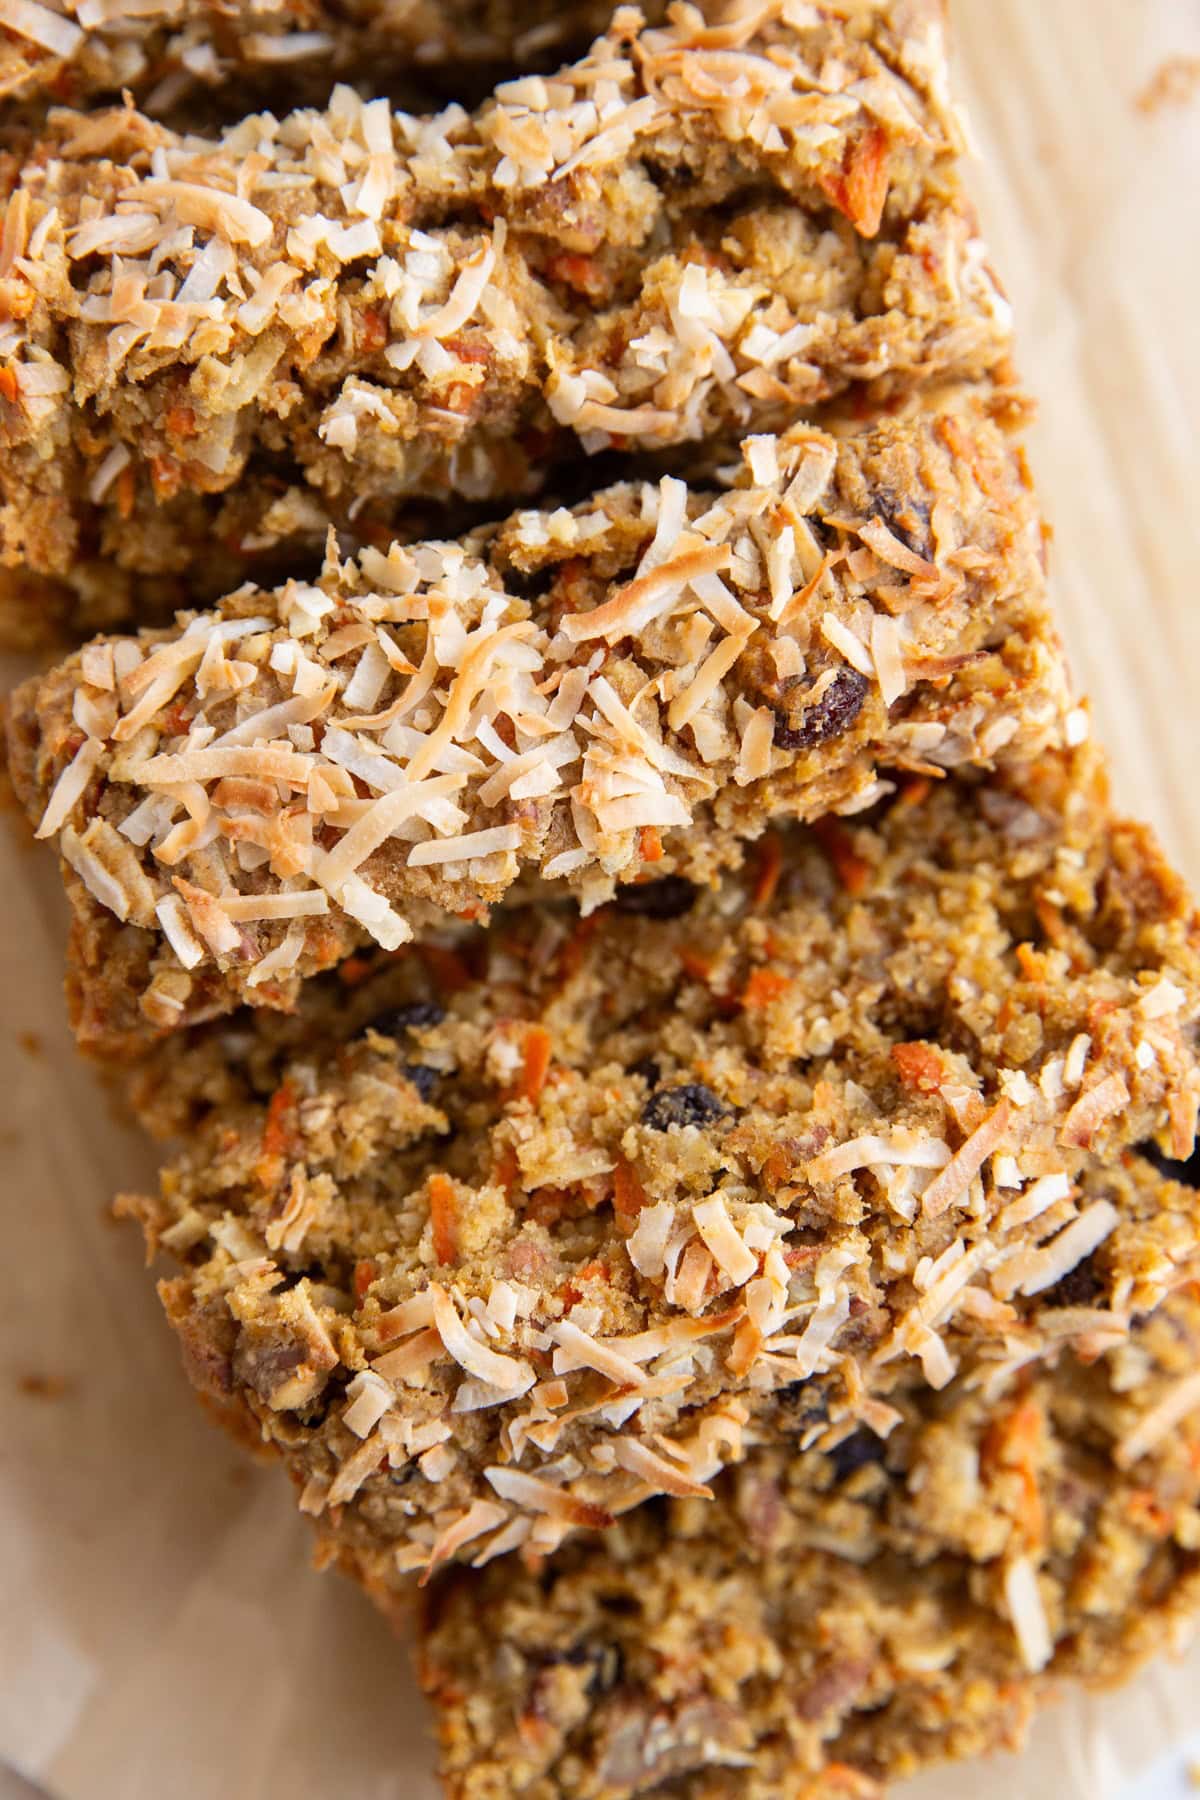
641,1083,729,1131
613,876,697,919
773,668,869,752
1138,1140,1200,1190
1041,1252,1106,1309
775,1378,830,1433
556,1641,624,1698
828,1429,886,1483
872,488,932,558
404,1063,440,1102
360,1001,446,1039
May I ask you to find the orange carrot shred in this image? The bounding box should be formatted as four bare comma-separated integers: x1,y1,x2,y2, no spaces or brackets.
519,1025,553,1103
262,1081,297,1160
428,1173,459,1265
679,947,715,984
811,817,870,896
741,967,790,1010
891,1042,945,1094
613,1156,647,1224
638,825,664,863
752,830,783,911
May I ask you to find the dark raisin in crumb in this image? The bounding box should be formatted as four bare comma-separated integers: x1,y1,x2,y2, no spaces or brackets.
613,875,697,919
774,668,869,752
1040,1251,1107,1309
829,1429,887,1483
404,1063,440,1102
775,1378,830,1433
1138,1140,1200,1190
642,1083,729,1131
555,1641,624,1698
360,1000,446,1040
871,488,932,558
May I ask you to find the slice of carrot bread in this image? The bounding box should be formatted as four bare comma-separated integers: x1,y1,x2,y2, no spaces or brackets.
417,1272,1200,1797
118,746,1200,1578
0,0,1011,635
7,385,1071,1049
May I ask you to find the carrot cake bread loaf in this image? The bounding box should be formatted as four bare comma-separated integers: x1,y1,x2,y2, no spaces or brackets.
418,1275,1200,1797
7,385,1073,1049
0,0,1012,637
118,747,1200,1578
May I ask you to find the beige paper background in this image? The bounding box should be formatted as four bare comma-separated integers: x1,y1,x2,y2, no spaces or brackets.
3,2,1200,1794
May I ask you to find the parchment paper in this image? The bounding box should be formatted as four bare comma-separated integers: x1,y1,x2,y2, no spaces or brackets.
3,1,1199,1793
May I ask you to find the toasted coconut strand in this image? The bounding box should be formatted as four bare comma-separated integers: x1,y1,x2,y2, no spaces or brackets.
1004,1555,1053,1673
1116,1369,1200,1469
420,1499,508,1582
552,1320,647,1388
429,1284,534,1396
34,737,102,840
0,0,82,55
922,1102,1013,1218
612,1438,713,1500
483,1467,613,1531
1059,1073,1131,1148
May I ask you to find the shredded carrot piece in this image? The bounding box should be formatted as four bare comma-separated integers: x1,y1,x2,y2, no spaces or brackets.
935,412,1011,505
741,967,791,1009
353,1258,376,1304
894,775,933,811
336,954,374,987
0,367,17,404
1034,895,1066,946
1125,1490,1175,1538
1015,942,1046,980
115,463,136,519
544,250,605,297
679,947,715,984
359,307,388,351
638,825,664,863
613,1156,647,1224
262,1081,297,1160
983,1401,1045,1551
492,1145,519,1195
428,1173,459,1265
558,910,601,981
891,1042,944,1094
519,1025,553,1103
811,817,870,896
752,830,783,910
165,403,197,439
